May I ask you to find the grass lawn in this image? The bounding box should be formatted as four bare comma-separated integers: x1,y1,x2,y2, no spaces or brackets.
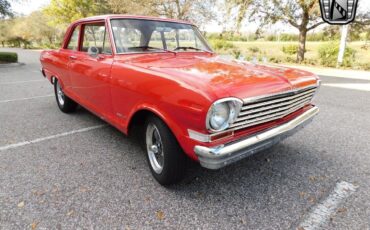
214,41,370,70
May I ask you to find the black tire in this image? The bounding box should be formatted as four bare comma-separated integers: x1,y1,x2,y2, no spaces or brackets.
54,79,78,113
144,116,187,185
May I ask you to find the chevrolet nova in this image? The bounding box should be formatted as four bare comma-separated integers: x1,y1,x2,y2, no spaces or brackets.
40,15,320,185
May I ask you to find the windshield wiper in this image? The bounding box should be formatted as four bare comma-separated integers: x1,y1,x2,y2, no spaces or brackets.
129,46,176,54
174,46,212,53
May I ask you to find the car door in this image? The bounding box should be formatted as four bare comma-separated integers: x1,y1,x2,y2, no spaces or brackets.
55,24,81,95
68,21,114,118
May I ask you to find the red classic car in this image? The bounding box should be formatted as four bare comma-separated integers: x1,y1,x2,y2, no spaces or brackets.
40,15,320,185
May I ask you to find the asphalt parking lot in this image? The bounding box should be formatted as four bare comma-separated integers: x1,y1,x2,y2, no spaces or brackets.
1,48,369,229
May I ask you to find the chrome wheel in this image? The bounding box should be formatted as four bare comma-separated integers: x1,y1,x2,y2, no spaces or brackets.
146,123,164,174
56,82,65,106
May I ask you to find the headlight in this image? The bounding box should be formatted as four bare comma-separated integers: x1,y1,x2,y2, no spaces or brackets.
206,98,243,132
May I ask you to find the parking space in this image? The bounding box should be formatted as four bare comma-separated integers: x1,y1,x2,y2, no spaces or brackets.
1,48,369,229
0,98,104,146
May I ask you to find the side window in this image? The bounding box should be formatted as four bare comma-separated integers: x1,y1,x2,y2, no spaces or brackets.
67,25,80,50
81,23,112,54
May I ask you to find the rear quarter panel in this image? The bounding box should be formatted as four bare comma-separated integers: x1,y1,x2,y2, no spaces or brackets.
40,49,73,90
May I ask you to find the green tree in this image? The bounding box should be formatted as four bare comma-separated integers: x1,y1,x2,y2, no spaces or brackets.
153,0,214,22
22,11,60,46
322,26,340,41
352,3,370,42
1,11,60,48
0,0,12,18
225,0,253,34
41,12,59,44
106,0,155,15
106,0,214,26
7,17,31,47
251,0,324,63
0,19,10,46
44,0,109,27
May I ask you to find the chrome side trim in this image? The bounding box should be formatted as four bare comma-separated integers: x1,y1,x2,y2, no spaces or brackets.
194,106,319,169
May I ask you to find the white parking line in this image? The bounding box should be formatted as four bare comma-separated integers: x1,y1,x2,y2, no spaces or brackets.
0,94,54,103
297,181,358,230
0,80,44,85
0,125,107,151
323,83,370,92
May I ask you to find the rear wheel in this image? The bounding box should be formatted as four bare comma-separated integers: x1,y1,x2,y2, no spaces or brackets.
145,116,187,185
54,79,78,113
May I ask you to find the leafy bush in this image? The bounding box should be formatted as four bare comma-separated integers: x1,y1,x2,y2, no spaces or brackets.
232,49,241,59
282,45,299,55
208,32,255,42
266,35,277,41
359,63,370,71
280,33,299,41
360,44,369,50
318,42,356,67
248,46,260,53
268,57,283,63
307,32,332,41
0,52,18,63
285,56,296,63
209,39,235,50
302,58,318,66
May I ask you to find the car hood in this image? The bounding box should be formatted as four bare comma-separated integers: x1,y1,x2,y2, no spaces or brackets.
116,53,319,100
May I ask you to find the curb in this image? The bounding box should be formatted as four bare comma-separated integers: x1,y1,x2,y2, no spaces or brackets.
0,62,26,68
280,64,370,81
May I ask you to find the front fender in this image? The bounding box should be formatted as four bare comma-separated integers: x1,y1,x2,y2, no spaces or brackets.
126,100,207,161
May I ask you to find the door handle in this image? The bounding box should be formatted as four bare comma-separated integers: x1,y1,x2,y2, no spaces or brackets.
69,55,77,60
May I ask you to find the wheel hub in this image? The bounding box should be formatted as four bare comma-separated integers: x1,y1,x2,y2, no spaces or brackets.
56,82,65,106
146,123,164,174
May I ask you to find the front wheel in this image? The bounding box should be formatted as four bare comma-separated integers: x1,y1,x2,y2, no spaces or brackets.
54,79,78,113
145,116,187,185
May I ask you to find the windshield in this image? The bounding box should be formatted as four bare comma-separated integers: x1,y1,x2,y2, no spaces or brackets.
110,19,212,54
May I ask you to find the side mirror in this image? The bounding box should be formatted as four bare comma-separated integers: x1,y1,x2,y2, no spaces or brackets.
88,46,99,58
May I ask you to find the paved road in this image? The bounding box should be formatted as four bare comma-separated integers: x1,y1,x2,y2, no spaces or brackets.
1,48,369,229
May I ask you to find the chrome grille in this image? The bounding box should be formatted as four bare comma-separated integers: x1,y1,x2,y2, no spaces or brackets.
230,85,317,131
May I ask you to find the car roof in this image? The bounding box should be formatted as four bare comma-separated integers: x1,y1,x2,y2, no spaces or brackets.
73,15,194,25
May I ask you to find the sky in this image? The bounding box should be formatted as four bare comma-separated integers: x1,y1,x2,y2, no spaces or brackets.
11,0,50,15
10,0,370,34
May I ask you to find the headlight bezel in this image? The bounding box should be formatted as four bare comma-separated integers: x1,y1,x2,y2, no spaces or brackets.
206,97,243,133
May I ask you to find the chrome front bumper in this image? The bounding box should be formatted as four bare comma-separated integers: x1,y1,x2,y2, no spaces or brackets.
194,106,319,169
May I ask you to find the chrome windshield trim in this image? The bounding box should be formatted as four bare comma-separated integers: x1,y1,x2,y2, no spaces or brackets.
110,18,213,55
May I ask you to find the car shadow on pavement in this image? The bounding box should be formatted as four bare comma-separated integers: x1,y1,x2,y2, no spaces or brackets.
166,141,331,210
181,142,325,186
71,107,332,211
88,108,328,193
